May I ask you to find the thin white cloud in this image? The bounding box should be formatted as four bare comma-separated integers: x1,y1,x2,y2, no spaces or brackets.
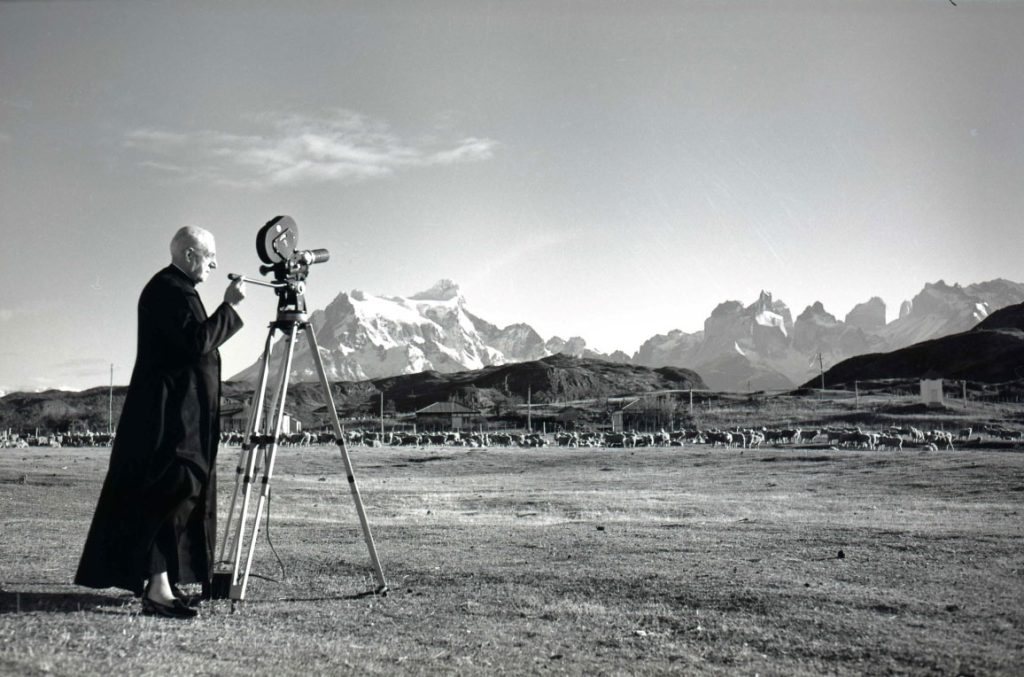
124,110,499,188
465,229,577,289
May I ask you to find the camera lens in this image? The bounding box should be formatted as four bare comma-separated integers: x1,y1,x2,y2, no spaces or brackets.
300,249,330,265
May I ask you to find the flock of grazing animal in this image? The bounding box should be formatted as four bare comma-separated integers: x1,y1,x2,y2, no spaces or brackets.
1,431,114,448
4,424,1020,451
215,423,1024,451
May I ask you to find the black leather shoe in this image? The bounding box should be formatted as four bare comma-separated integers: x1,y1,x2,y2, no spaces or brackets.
171,585,201,608
142,595,198,619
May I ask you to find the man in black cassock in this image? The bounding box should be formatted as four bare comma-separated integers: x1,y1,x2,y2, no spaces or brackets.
76,226,246,618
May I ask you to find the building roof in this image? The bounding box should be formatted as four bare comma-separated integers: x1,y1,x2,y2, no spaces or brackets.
415,401,479,415
617,398,642,412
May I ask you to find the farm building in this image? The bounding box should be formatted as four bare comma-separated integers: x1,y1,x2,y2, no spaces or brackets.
611,396,676,432
220,399,249,432
920,378,944,407
414,401,482,431
553,405,599,431
220,398,302,434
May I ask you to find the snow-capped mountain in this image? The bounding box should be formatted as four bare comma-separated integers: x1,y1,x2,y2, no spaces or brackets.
844,297,886,332
230,279,600,383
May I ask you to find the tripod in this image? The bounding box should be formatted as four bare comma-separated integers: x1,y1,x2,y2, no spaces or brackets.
216,276,387,604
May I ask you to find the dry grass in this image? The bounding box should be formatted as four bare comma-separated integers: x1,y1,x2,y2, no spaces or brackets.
1,441,1022,676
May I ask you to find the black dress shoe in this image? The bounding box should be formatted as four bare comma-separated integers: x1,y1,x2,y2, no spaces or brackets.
171,585,201,608
142,595,198,619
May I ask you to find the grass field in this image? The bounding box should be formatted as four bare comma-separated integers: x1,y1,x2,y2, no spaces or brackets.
1,441,1022,676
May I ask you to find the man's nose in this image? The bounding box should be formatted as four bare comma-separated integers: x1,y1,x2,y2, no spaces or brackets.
210,259,217,269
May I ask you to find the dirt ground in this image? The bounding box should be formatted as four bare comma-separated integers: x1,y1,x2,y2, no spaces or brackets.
1,443,1022,676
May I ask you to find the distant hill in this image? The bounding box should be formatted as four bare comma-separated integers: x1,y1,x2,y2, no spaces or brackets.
0,387,127,434
803,302,1024,387
223,354,707,426
2,355,705,433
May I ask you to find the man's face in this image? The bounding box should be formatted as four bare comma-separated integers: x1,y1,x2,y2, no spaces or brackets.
186,240,217,284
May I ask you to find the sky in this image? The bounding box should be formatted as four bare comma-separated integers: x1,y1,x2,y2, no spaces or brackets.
1,0,1022,393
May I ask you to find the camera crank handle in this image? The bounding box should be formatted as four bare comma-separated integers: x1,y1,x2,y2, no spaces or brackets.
227,273,283,289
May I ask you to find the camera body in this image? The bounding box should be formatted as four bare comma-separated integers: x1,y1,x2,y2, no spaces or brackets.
257,215,330,282
255,215,330,317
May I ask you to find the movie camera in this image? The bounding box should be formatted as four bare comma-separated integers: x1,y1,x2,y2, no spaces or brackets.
228,215,330,319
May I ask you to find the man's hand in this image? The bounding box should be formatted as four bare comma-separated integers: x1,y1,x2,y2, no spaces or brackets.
224,277,246,307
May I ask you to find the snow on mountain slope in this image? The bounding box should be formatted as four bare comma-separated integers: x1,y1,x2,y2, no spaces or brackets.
232,277,1024,392
232,280,580,383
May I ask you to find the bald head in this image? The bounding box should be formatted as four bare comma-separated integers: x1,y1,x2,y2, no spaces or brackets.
170,226,218,284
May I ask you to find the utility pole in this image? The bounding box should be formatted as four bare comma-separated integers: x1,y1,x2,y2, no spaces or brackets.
109,363,114,434
818,353,825,393
380,391,384,437
527,386,532,432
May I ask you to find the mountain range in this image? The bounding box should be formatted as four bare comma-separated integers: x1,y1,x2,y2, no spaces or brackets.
231,278,1024,392
808,299,1024,387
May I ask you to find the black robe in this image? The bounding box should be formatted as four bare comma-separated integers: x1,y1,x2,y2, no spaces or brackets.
75,265,243,595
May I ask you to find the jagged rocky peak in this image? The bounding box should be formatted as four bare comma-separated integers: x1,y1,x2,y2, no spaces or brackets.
797,301,838,325
409,279,461,301
319,290,356,313
632,328,703,368
967,278,1024,308
753,289,790,312
709,300,744,318
499,323,542,339
562,337,587,356
546,336,566,352
845,297,886,332
544,335,585,357
753,290,793,326
908,280,981,317
749,291,792,335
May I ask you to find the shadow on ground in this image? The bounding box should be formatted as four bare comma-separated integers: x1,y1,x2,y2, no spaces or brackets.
0,590,131,615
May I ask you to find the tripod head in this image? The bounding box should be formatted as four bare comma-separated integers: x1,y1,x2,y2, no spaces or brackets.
227,274,311,322
229,215,331,323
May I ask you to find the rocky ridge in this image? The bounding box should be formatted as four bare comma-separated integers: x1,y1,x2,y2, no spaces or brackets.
232,278,1024,392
